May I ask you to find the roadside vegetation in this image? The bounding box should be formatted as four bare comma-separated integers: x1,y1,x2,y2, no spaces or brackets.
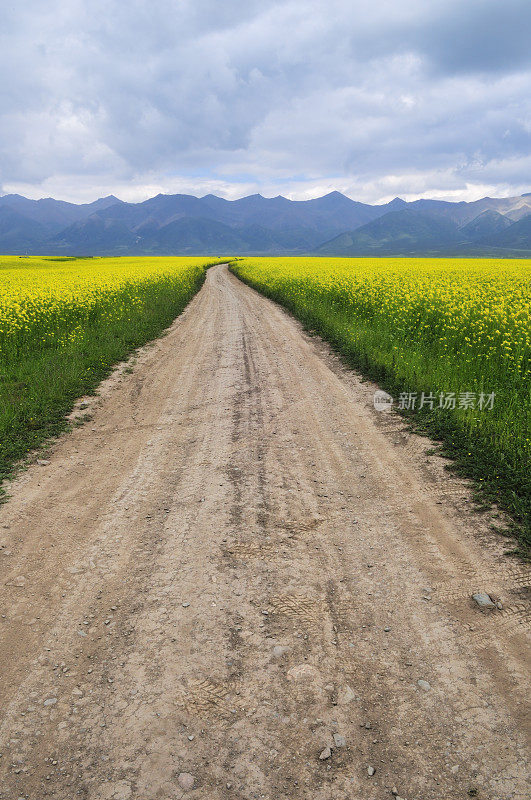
0,255,223,492
231,257,531,555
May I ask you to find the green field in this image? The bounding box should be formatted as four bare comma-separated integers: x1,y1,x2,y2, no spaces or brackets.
0,256,223,491
230,257,531,555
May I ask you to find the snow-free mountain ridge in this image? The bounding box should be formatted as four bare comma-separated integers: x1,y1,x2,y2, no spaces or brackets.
0,191,529,255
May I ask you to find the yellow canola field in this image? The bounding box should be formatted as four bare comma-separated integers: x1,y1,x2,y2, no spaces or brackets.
0,256,218,357
233,257,531,381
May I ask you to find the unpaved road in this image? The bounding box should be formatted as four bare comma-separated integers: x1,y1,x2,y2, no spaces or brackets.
0,264,529,800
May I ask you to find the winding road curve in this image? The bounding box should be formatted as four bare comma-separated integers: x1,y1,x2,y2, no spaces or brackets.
0,264,529,799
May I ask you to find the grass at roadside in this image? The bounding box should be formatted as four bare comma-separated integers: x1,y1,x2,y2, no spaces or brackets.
0,255,224,492
230,257,531,556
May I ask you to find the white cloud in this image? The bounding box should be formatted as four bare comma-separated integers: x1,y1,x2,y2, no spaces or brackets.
0,0,529,203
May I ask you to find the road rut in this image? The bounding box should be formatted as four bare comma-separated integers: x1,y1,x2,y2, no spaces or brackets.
0,263,529,799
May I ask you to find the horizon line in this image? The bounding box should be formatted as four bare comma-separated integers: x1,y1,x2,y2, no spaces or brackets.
1,188,530,208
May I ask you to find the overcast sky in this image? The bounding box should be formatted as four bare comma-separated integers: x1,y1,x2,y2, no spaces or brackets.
1,0,530,204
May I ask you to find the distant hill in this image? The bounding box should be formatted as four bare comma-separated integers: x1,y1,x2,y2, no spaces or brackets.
482,213,531,250
0,194,121,235
141,217,250,254
0,190,529,256
51,216,136,253
315,210,463,255
0,206,49,252
459,210,512,242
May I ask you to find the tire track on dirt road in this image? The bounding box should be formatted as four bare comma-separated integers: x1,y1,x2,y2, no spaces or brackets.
0,264,528,799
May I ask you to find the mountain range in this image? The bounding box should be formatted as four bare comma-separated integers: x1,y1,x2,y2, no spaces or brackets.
0,190,530,256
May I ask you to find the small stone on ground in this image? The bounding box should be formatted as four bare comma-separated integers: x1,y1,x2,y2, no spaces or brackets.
177,772,195,790
472,592,496,609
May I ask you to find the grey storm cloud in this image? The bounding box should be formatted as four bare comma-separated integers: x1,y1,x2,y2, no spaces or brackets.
0,0,530,202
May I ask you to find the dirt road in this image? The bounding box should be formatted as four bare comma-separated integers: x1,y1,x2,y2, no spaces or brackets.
0,264,529,799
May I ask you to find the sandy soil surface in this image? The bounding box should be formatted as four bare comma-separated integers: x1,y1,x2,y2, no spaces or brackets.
0,263,529,800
